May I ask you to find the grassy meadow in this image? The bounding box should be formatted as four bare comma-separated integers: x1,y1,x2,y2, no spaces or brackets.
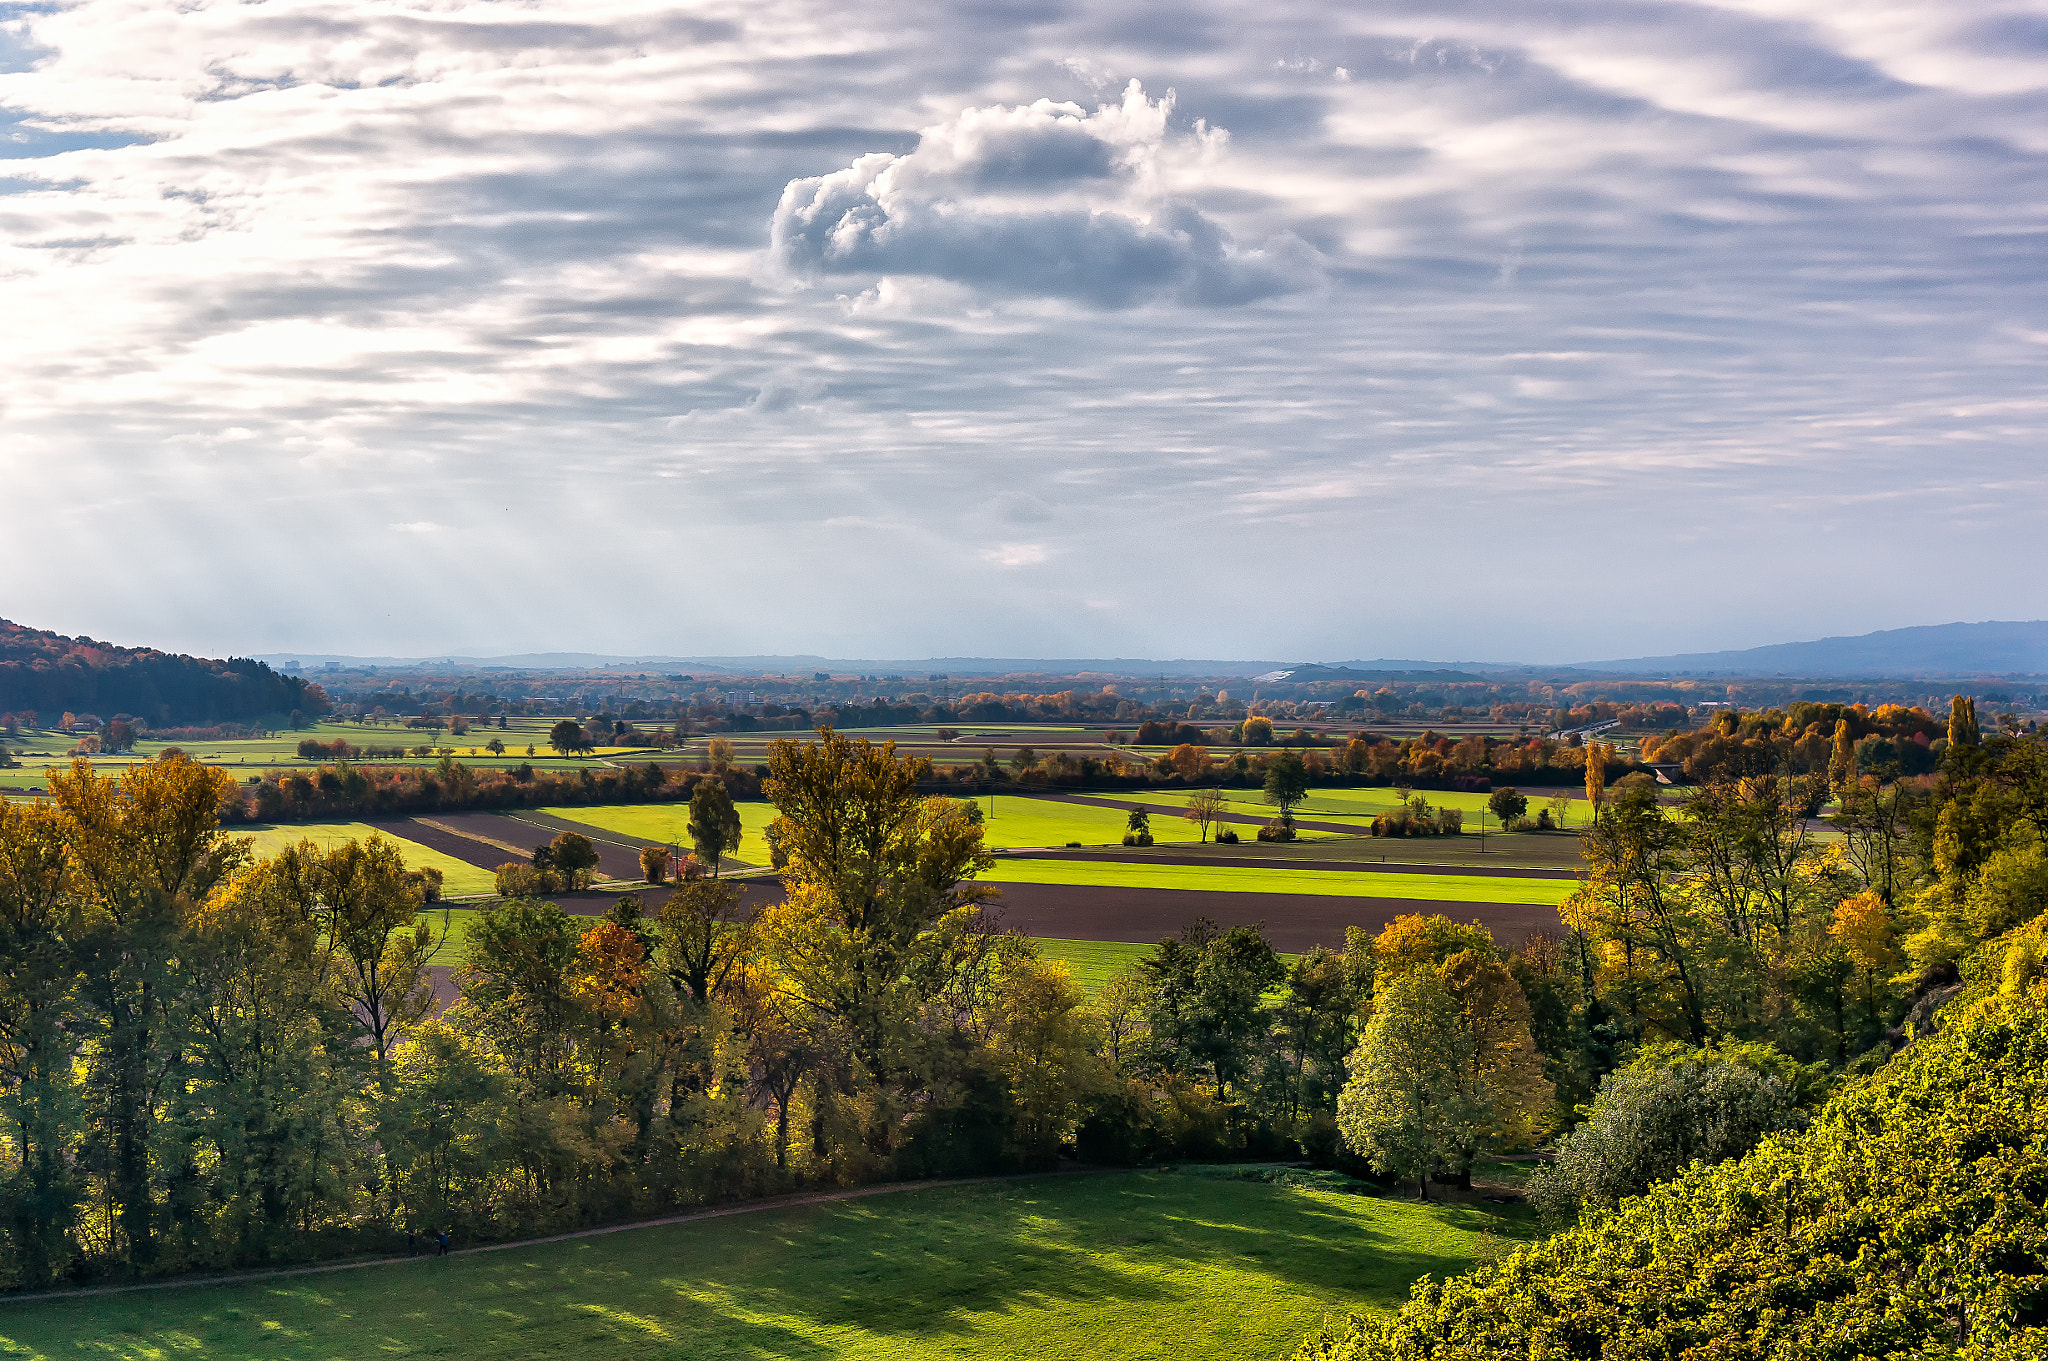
0,1172,1519,1361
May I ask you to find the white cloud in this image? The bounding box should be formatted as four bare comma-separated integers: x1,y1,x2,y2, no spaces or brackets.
770,82,1323,307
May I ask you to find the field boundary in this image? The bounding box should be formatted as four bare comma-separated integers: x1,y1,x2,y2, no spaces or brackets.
0,1168,1097,1307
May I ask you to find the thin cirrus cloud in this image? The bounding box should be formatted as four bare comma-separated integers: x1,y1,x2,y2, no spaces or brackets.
0,1,2041,663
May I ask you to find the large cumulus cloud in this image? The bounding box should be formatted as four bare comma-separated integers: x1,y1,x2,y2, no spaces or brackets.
770,83,1322,306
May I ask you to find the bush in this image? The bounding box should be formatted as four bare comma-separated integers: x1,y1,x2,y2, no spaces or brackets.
1526,1049,1804,1225
1215,826,1240,844
1293,995,2048,1360
494,862,555,896
1256,818,1296,842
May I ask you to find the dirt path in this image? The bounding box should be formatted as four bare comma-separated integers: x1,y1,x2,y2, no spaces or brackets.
0,1169,1096,1307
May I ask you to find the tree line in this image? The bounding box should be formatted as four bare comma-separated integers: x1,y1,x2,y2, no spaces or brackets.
0,730,1571,1287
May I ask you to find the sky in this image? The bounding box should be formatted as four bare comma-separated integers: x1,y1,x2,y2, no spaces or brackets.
1,0,2044,665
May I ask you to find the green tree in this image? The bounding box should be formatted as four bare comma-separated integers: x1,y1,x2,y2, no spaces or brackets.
1486,786,1527,829
53,754,247,1271
758,728,995,1146
548,719,589,757
546,831,602,889
0,800,82,1285
687,779,743,875
1263,749,1309,821
1336,968,1479,1197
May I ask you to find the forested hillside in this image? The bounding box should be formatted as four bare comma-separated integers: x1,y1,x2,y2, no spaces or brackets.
0,619,323,725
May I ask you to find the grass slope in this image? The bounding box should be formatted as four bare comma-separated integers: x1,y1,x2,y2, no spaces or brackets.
981,859,1577,906
0,1173,1514,1361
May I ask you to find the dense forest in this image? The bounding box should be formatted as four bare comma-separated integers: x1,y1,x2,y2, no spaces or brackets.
0,620,325,726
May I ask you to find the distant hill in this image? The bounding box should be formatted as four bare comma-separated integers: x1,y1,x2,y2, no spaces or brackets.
258,653,1302,678
1577,621,2048,677
0,620,324,725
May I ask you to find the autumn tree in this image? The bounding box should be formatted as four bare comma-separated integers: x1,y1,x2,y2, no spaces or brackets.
1827,718,1857,795
1948,694,1980,748
757,728,995,1148
267,833,439,1068
1337,968,1478,1197
547,831,602,889
1168,743,1209,781
0,800,80,1284
639,845,671,884
1184,786,1227,843
52,754,246,1270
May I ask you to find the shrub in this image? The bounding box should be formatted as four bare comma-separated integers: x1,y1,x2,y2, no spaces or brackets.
1525,1050,1803,1225
1292,995,2048,1360
1215,826,1240,844
1257,817,1296,842
494,862,555,896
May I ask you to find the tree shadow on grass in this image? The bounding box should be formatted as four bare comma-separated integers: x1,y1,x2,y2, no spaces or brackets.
0,1173,1505,1360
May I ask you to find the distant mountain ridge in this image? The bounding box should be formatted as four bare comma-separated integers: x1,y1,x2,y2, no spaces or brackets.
1576,621,2048,677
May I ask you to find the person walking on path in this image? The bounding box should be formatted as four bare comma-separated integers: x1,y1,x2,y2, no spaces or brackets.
407,1229,417,1259
436,1228,450,1257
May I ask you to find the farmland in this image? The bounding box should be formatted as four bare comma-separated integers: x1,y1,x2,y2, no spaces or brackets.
0,1171,1523,1361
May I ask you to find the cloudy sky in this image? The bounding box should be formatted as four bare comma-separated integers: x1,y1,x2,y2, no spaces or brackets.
1,1,2043,664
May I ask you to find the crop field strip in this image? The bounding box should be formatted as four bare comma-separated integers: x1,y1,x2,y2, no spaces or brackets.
1004,848,1580,879
977,857,1576,904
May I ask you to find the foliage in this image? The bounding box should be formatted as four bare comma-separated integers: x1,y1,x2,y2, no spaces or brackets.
1525,1046,1804,1224
0,618,325,726
1336,917,1551,1192
1295,993,2048,1360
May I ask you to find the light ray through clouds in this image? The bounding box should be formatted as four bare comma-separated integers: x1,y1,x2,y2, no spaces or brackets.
0,0,2043,661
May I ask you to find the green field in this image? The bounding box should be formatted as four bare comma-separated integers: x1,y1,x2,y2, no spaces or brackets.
551,802,783,868
982,858,1577,905
233,822,498,896
557,796,1216,867
1081,785,1591,828
0,1172,1516,1361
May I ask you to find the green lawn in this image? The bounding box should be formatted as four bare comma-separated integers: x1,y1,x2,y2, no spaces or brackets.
233,822,498,897
0,1172,1516,1360
1033,937,1154,994
981,859,1577,906
1032,939,1301,996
